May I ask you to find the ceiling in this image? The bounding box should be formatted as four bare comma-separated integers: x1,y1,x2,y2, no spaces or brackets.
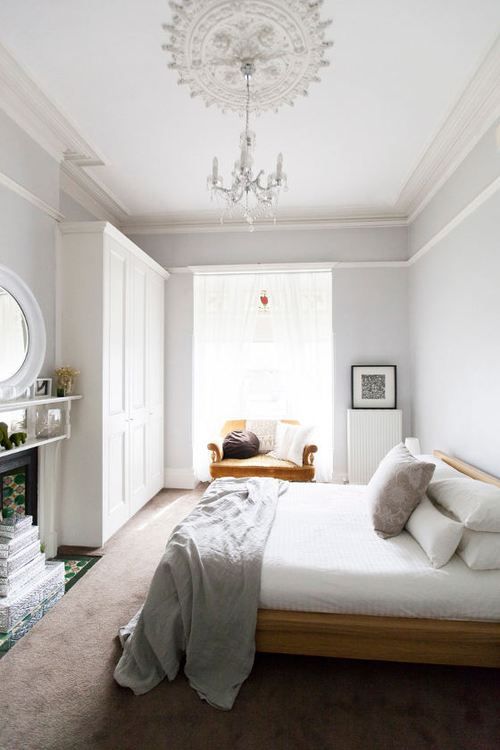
0,0,499,227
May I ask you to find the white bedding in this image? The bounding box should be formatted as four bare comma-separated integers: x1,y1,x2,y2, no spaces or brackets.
259,483,500,621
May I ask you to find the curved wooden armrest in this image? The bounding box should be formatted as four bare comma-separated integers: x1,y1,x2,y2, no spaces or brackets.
207,441,223,463
303,444,318,466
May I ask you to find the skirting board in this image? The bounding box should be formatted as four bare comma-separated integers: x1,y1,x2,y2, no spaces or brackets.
164,467,198,490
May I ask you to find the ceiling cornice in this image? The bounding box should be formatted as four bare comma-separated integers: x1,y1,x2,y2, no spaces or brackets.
395,34,500,220
0,41,105,165
60,160,129,224
120,210,408,235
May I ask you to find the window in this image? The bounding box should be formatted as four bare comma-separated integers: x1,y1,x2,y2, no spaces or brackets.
193,270,333,481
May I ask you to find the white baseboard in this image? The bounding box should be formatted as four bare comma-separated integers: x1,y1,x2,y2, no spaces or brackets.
164,467,197,490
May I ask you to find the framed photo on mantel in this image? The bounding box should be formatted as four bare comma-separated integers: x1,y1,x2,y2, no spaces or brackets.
351,365,397,409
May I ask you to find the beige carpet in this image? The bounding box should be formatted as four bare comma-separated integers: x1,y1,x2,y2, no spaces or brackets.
0,488,499,750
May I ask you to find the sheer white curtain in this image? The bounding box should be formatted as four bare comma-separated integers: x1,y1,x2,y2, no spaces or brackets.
193,273,260,480
271,271,333,481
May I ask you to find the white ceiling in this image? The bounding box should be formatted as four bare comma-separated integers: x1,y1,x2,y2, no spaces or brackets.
0,0,499,223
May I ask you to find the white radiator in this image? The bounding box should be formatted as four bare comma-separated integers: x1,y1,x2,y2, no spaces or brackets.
347,409,402,484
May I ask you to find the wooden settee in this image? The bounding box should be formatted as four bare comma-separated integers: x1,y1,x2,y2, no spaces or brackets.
207,419,317,482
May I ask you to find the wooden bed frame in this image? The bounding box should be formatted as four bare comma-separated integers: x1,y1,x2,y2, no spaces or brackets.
255,451,500,668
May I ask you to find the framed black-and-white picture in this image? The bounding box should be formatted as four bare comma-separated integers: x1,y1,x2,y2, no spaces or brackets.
351,365,397,409
35,378,52,398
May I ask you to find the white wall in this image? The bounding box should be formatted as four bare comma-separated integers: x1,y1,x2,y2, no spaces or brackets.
129,227,410,483
409,120,500,476
0,110,60,375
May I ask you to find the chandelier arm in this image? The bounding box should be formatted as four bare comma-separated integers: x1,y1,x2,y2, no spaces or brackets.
212,185,234,197
255,172,269,190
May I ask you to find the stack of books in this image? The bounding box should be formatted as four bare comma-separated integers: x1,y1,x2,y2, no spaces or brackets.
0,515,65,656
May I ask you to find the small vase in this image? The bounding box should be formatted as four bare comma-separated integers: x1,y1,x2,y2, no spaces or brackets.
57,378,73,396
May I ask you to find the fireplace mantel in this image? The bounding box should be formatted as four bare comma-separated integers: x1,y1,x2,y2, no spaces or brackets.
0,395,82,456
0,395,82,557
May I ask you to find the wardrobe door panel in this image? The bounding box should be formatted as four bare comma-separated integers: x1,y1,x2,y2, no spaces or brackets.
107,246,127,418
129,261,149,514
107,430,127,515
130,420,148,515
147,270,165,495
103,241,130,539
130,262,148,413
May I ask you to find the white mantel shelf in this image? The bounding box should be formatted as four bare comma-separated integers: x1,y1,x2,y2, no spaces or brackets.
0,395,82,411
0,433,67,458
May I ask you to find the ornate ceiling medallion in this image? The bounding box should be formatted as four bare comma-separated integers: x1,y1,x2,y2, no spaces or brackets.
163,0,333,113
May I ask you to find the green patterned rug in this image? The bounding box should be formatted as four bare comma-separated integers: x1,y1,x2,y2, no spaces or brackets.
54,555,100,592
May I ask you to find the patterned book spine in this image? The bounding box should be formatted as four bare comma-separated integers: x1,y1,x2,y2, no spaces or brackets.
0,526,39,559
0,553,45,597
0,540,41,577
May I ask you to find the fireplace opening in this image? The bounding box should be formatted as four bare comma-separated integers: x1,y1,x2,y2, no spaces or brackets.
0,448,38,523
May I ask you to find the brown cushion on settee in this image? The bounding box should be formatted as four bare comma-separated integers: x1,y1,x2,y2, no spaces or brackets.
222,430,260,459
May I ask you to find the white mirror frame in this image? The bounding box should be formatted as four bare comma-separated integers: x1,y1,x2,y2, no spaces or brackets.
0,264,46,400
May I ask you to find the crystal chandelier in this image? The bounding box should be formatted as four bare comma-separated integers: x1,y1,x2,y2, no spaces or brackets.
207,61,287,229
163,1,332,228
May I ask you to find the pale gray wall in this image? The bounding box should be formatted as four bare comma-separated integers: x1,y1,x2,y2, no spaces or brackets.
131,225,408,266
409,118,500,476
0,109,59,208
59,190,99,221
130,228,410,480
0,111,60,375
334,267,410,475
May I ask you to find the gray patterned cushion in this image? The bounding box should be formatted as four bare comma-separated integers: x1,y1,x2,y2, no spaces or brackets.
245,419,277,453
368,443,435,539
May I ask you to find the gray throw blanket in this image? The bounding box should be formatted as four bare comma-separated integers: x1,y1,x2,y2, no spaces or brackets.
114,477,287,709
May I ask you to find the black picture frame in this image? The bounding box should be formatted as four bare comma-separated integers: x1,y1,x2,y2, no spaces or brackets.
351,365,397,409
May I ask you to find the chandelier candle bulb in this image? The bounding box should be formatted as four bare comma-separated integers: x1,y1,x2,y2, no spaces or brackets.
212,157,218,182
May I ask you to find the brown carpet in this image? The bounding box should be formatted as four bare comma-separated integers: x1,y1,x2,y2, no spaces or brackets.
0,488,499,750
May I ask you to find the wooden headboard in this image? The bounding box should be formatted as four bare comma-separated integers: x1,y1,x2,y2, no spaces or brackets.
433,450,500,489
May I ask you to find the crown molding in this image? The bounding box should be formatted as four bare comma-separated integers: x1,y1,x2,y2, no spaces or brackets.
0,41,127,225
60,160,129,224
0,41,106,165
0,169,63,221
395,35,500,221
121,210,408,235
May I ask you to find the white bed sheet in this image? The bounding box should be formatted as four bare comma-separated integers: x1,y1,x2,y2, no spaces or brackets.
259,483,500,621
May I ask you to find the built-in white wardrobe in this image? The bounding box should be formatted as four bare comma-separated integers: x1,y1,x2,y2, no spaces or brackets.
58,222,168,547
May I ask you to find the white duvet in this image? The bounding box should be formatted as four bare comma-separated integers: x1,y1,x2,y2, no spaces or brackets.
259,483,500,621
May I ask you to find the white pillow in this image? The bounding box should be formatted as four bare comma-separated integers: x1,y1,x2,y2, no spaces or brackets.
271,422,313,466
245,419,277,453
457,529,500,570
406,495,463,568
416,455,468,482
427,478,500,532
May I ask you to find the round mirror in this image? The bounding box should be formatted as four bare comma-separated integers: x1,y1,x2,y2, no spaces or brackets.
0,287,29,381
0,265,46,400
